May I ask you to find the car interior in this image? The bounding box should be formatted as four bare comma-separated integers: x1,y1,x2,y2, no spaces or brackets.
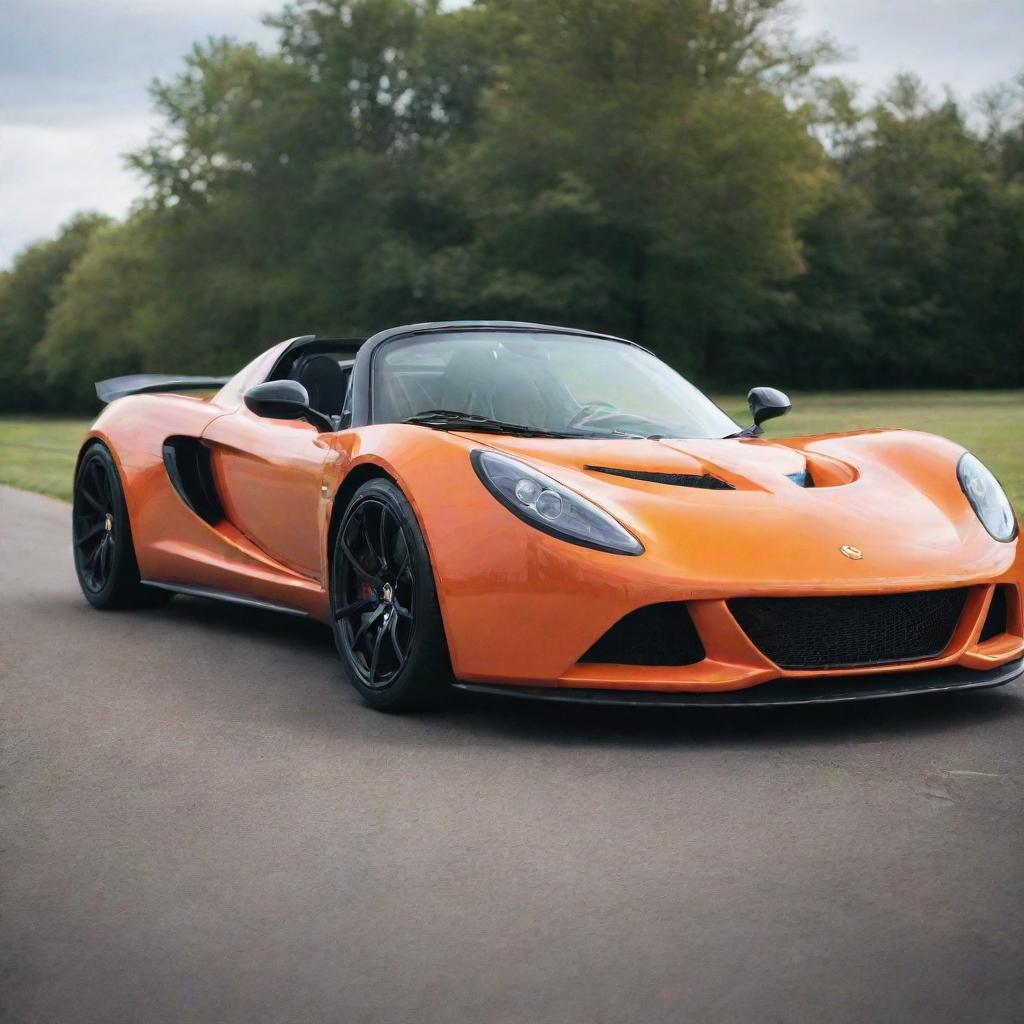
274,334,730,439
284,341,578,431
375,346,575,428
288,353,355,425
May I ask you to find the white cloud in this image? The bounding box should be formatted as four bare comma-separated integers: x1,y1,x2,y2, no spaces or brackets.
1,0,1022,267
802,0,1024,100
0,0,274,265
0,118,152,261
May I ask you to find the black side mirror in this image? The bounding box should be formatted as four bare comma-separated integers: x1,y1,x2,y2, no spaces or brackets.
746,387,791,433
244,380,334,432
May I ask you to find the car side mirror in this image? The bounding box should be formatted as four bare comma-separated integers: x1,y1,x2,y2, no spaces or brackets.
244,380,334,432
747,387,791,431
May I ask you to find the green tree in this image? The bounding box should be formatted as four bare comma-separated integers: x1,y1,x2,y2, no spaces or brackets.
758,72,1024,390
428,0,832,379
118,0,498,371
32,217,160,410
6,1,1022,402
0,214,108,411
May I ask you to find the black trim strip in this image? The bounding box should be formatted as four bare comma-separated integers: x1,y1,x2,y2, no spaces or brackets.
141,581,309,617
586,466,734,490
453,659,1023,707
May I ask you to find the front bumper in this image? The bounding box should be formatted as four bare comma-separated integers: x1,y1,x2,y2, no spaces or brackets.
455,658,1024,707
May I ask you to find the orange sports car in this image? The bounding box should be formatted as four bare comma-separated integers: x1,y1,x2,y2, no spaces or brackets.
73,321,1023,711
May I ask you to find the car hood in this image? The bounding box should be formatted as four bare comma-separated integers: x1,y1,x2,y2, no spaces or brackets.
463,429,1019,592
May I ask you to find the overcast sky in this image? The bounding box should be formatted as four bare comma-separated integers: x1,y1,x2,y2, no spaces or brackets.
2,0,1022,267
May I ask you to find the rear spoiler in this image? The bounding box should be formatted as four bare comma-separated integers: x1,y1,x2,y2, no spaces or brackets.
95,374,232,404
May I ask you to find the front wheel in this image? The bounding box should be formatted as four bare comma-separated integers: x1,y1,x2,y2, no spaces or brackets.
330,478,454,711
72,442,169,610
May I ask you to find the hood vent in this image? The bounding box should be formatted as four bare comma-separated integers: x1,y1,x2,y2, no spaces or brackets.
585,465,734,490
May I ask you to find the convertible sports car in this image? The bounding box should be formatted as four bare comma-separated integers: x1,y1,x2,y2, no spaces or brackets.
73,321,1023,710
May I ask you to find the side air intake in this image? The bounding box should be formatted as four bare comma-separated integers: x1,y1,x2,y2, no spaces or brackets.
163,437,224,525
979,586,1009,642
580,603,706,666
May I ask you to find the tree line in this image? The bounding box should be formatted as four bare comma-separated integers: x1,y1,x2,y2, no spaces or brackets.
2,0,1022,414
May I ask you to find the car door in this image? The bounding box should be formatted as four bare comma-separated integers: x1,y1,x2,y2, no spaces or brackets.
202,408,332,580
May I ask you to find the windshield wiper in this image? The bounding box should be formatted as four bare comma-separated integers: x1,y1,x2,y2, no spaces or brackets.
404,410,582,438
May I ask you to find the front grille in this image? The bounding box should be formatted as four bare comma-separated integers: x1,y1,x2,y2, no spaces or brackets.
580,603,705,666
728,589,969,670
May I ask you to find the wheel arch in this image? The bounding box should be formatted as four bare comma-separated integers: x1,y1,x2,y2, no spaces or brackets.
327,461,400,557
75,430,123,488
321,431,493,671
74,430,165,573
326,459,455,643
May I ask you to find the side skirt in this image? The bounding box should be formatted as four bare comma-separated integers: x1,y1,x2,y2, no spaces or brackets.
141,580,310,618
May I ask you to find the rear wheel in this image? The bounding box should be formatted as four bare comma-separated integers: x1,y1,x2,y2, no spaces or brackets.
72,442,169,610
331,478,453,711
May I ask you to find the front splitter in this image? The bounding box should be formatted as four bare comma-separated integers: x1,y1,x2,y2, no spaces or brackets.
453,659,1023,707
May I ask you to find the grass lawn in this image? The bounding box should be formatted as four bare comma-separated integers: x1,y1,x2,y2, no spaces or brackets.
0,418,92,502
1,391,1022,508
720,391,1024,510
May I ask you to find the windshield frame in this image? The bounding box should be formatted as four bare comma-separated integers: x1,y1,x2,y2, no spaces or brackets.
362,322,739,439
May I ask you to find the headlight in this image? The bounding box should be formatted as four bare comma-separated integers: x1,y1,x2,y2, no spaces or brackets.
957,453,1018,542
471,450,643,555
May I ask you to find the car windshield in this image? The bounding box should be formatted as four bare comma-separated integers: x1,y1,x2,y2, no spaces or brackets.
372,331,739,439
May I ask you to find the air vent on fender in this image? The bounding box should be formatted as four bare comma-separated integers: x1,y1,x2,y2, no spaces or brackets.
163,436,224,525
585,466,734,490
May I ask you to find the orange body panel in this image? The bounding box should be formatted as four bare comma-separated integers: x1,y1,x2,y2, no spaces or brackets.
83,348,1023,697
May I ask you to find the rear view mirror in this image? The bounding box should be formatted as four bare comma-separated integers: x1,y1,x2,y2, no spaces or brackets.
747,387,791,430
244,380,333,432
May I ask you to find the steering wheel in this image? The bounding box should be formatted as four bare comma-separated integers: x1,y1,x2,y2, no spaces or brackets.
567,401,618,429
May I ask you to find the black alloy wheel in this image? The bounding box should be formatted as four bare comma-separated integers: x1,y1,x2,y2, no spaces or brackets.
74,453,117,594
72,442,168,609
331,478,452,711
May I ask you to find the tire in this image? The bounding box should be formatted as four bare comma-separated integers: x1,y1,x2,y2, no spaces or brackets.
330,478,454,711
72,442,170,610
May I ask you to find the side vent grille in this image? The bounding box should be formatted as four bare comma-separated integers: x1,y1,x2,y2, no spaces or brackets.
580,603,706,666
586,466,734,490
163,437,224,525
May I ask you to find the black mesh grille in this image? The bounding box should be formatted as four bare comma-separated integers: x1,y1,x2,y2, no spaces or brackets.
585,466,734,490
580,603,706,666
980,586,1009,642
728,589,969,670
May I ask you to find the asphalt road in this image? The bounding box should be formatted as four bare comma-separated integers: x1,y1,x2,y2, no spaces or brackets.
2,483,1022,1024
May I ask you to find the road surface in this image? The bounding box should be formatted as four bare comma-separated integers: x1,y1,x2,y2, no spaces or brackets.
1,484,1022,1023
